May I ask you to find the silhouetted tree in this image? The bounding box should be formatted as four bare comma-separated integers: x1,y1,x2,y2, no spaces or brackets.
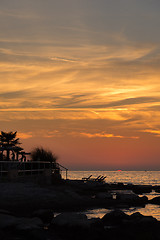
0,131,23,160
31,147,58,163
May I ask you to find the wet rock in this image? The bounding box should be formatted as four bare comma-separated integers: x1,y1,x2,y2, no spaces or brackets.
89,217,103,230
127,212,158,228
96,192,112,199
139,195,148,202
27,229,48,240
15,217,43,231
154,186,160,193
0,229,6,240
116,190,139,201
113,190,148,207
138,216,157,225
52,212,89,229
0,209,11,215
0,213,18,229
101,210,129,226
132,185,152,194
32,209,53,223
129,212,145,220
149,196,160,205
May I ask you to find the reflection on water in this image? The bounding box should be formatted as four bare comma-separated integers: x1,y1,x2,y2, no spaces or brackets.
61,171,160,220
84,204,160,221
62,171,160,186
125,204,160,221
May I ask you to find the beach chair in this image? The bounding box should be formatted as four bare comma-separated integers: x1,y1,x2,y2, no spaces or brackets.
82,175,92,181
98,176,106,182
94,175,102,181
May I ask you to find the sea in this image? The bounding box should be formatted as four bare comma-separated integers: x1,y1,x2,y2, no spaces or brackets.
62,171,160,220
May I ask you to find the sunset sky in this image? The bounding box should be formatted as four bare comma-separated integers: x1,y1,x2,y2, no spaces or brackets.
1,0,160,170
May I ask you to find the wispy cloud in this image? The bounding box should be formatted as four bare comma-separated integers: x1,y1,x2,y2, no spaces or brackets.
75,132,139,139
0,0,160,167
17,132,33,139
50,57,77,63
142,129,160,137
0,9,39,20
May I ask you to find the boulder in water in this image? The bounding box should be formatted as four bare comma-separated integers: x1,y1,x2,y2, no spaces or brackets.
149,196,160,205
32,209,53,223
52,212,89,229
0,213,18,229
101,210,129,226
15,217,43,231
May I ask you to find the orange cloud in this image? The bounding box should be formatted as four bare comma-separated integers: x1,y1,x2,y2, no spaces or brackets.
17,132,33,139
142,129,160,137
79,132,139,139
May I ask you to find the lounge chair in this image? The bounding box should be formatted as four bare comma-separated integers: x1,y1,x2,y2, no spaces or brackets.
98,176,106,182
94,175,102,181
82,175,92,181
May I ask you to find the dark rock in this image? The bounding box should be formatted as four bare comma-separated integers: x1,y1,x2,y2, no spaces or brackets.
149,196,160,205
27,229,48,240
101,210,129,226
129,212,144,220
0,209,11,215
139,196,148,203
0,213,18,229
128,212,158,227
96,192,112,199
132,185,152,194
0,230,5,240
89,217,102,228
116,191,139,201
15,217,43,231
32,209,53,223
52,212,89,229
153,185,160,193
113,191,148,207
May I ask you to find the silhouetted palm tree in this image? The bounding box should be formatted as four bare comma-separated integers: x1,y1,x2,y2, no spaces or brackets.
0,131,23,160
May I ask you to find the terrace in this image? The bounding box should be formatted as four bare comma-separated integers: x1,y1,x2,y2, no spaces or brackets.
0,131,68,182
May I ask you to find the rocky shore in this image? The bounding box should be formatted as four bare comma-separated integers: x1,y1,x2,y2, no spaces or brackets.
0,180,160,239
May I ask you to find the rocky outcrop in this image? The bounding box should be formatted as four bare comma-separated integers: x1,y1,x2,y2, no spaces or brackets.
149,196,160,205
96,192,112,199
132,185,153,194
52,212,90,228
0,208,160,240
32,209,54,223
0,213,43,231
101,210,129,226
0,213,18,229
129,212,158,225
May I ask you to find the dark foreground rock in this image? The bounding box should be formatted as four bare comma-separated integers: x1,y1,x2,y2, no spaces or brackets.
0,182,150,216
32,209,54,224
0,181,159,239
132,185,153,194
0,209,160,240
49,210,160,240
101,209,129,226
149,196,160,205
153,186,160,193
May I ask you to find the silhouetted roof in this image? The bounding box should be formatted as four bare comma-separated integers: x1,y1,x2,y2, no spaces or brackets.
0,146,23,151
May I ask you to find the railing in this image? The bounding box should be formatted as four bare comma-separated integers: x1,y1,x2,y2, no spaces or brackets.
57,163,68,179
0,161,68,179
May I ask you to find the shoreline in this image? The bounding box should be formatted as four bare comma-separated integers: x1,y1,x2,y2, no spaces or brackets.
0,180,160,239
0,180,159,215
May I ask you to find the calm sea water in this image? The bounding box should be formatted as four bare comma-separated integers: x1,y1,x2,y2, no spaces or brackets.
61,171,160,220
63,170,160,186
